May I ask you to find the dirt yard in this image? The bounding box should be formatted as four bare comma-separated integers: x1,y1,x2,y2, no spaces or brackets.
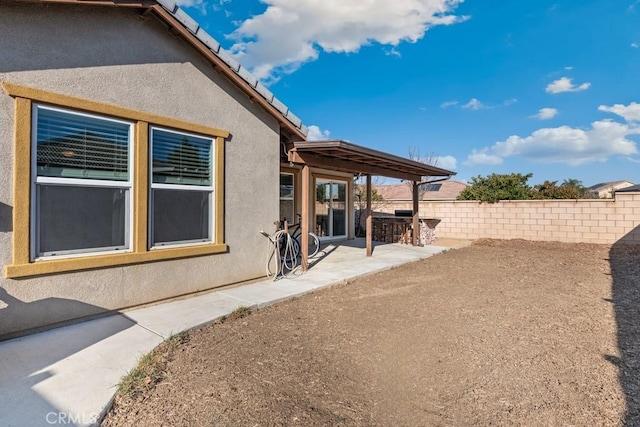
102,240,640,426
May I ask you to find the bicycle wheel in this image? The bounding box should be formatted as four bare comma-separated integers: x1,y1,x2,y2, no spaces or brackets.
307,232,320,258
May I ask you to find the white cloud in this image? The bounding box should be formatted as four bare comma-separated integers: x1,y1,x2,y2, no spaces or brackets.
465,120,640,166
546,77,591,94
564,66,574,70
632,42,639,48
440,100,458,109
435,155,457,170
385,47,402,57
464,149,503,165
531,107,558,120
306,125,331,141
599,102,640,122
228,0,468,82
445,98,514,110
462,98,486,110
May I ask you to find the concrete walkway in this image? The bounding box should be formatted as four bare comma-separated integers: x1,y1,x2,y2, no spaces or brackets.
0,239,469,427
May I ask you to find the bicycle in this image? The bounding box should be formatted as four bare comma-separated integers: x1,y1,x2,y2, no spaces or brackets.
260,216,321,280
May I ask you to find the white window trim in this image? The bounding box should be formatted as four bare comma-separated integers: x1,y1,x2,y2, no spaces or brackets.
280,172,295,201
149,126,215,249
316,178,348,240
30,104,134,261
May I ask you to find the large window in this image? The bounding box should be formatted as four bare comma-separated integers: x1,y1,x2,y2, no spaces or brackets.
32,105,133,259
150,127,214,247
315,178,347,239
3,83,229,278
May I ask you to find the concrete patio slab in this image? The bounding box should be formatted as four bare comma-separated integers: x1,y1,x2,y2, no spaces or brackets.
124,292,247,339
0,315,163,427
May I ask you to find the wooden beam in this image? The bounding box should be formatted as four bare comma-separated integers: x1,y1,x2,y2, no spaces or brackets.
366,175,372,257
412,181,419,246
348,177,355,239
288,151,422,182
301,165,311,271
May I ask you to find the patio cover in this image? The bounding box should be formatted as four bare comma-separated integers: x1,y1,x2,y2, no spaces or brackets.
288,140,454,182
287,140,456,269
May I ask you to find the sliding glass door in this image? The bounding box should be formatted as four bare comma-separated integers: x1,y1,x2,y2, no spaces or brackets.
315,178,347,239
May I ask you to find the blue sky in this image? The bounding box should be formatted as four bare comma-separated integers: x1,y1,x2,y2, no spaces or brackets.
177,0,640,186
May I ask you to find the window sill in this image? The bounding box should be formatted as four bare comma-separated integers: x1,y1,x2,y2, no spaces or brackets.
4,243,228,278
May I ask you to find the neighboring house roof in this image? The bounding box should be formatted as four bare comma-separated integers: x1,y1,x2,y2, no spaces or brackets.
375,181,468,201
588,180,635,192
616,184,640,192
9,0,308,141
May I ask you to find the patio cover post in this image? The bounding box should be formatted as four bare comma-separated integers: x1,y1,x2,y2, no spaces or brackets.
366,174,372,257
412,181,419,246
301,165,311,271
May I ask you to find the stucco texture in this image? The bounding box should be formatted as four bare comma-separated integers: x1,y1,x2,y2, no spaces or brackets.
0,3,281,338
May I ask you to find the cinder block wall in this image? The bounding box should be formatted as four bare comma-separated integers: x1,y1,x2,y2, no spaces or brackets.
375,192,640,244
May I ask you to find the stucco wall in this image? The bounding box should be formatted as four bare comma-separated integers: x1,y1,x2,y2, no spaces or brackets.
375,193,640,244
0,4,281,338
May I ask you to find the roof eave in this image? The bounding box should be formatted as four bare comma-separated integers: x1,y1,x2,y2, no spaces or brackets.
147,5,306,140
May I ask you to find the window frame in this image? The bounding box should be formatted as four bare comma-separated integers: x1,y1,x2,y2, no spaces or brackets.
149,126,215,249
314,177,349,240
31,104,135,260
279,172,295,223
3,83,229,278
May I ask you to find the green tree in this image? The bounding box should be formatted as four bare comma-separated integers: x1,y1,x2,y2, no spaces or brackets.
457,173,533,203
532,179,592,199
561,179,593,198
531,180,564,199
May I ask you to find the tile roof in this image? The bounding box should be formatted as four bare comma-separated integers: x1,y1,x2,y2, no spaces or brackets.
152,0,309,137
615,184,640,192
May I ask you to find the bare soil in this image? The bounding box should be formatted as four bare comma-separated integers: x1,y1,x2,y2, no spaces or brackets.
102,239,640,426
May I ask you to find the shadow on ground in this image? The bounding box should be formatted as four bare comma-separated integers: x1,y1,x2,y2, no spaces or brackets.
608,226,640,425
0,288,137,426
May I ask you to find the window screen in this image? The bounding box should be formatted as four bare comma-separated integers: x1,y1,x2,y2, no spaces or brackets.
38,186,128,255
33,105,132,259
150,127,214,247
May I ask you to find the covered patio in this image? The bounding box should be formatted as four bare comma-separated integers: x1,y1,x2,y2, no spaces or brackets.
285,140,456,269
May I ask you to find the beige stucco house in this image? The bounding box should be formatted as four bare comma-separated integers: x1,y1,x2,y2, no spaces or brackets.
0,0,454,339
588,180,636,199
